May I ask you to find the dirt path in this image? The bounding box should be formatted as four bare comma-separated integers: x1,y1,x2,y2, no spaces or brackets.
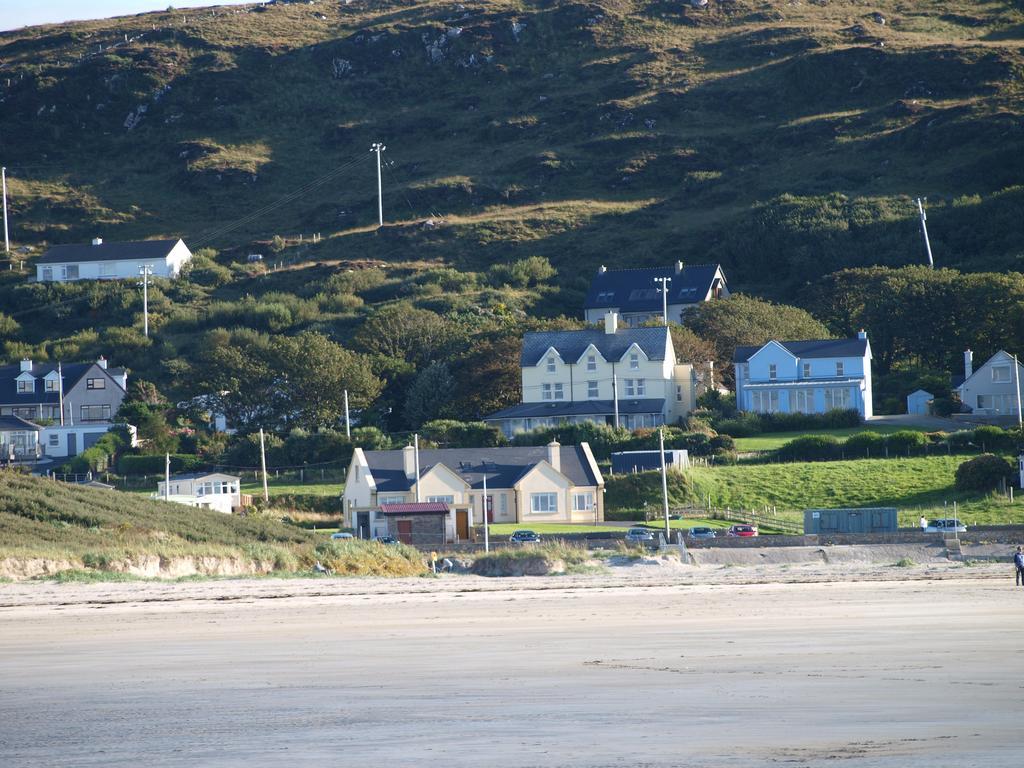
1,566,1022,766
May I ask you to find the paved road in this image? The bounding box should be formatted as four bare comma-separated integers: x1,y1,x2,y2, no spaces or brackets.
1,578,1021,766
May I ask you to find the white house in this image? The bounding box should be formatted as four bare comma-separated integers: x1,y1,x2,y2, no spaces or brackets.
484,312,702,437
343,441,605,540
155,472,242,514
0,416,42,462
583,262,729,327
35,238,192,283
734,333,873,418
957,349,1024,418
0,357,127,430
41,423,138,459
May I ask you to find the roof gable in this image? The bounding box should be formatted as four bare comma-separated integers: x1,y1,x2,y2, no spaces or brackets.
734,338,868,363
960,350,1024,389
748,340,798,364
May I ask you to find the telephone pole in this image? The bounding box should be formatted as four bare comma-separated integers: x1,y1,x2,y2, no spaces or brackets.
139,264,153,337
1,166,9,255
654,276,672,325
259,428,269,502
916,197,934,268
344,389,351,439
659,427,671,540
370,142,386,227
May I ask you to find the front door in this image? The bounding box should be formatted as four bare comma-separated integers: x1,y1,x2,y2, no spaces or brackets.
397,520,413,545
356,512,370,539
486,495,494,523
67,433,77,456
456,509,469,541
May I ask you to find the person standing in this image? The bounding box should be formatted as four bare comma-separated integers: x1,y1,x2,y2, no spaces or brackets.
920,515,928,531
1015,546,1024,587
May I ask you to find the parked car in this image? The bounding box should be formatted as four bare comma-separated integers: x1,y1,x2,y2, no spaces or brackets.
726,524,758,537
625,527,656,544
924,518,967,533
374,535,399,545
687,526,717,540
330,532,354,540
510,530,541,544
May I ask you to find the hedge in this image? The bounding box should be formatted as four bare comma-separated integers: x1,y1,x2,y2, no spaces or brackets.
774,434,841,462
118,453,203,475
955,454,1014,492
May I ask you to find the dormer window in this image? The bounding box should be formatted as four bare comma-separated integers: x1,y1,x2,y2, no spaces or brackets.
45,379,59,392
629,353,639,370
768,364,777,381
546,355,556,374
17,380,33,394
835,362,844,377
586,355,597,372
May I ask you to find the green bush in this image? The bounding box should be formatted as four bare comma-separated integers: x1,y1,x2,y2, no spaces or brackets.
972,425,1017,453
886,430,929,454
843,431,885,457
715,414,762,437
954,453,1014,491
774,434,841,462
118,454,203,476
421,420,506,448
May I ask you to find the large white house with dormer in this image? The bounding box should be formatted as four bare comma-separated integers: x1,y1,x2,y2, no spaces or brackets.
484,312,701,436
734,333,873,418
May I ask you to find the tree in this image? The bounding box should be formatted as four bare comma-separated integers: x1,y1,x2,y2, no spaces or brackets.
353,303,462,368
955,454,1014,492
449,334,522,417
404,362,456,428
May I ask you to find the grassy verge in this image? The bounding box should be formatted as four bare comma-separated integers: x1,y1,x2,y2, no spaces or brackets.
469,542,591,577
732,426,923,453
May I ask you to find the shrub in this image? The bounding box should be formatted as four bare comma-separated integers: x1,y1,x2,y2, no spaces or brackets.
774,434,841,462
716,414,762,437
842,431,885,457
885,430,929,454
945,430,977,451
421,420,506,448
972,425,1016,453
955,453,1014,491
931,396,959,417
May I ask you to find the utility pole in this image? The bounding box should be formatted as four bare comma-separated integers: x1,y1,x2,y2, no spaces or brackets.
259,428,269,502
413,433,421,502
139,264,153,337
482,470,489,554
1,166,9,255
57,361,65,427
659,427,670,540
916,197,934,268
653,276,672,325
1014,354,1023,429
612,370,620,429
164,452,170,501
344,389,351,439
370,142,386,227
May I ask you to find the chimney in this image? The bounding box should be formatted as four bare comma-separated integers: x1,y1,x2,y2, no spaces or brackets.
598,265,607,274
675,260,683,275
604,311,618,335
19,358,32,373
547,440,561,474
92,237,103,246
402,444,416,480
964,349,973,380
97,356,108,370
857,329,867,340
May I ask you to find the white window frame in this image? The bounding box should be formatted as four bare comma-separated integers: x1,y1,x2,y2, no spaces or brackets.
573,492,595,512
625,379,636,397
629,353,640,370
768,364,777,381
542,383,553,401
530,492,558,514
587,380,599,399
802,362,811,378
546,355,557,374
586,355,597,372
751,390,780,413
48,434,60,447
44,379,58,392
835,361,845,377
86,378,106,390
553,383,564,400
992,366,1011,383
636,379,646,396
16,380,33,394
380,495,406,505
426,494,455,504
824,387,852,411
41,266,53,281
676,384,683,403
793,389,813,413
62,265,79,280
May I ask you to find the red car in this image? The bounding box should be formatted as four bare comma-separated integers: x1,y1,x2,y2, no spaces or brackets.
727,524,758,537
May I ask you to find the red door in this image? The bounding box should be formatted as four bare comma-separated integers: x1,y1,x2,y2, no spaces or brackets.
486,495,494,523
397,520,413,545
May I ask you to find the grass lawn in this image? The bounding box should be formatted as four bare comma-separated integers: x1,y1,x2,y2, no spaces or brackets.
239,480,343,498
733,426,925,453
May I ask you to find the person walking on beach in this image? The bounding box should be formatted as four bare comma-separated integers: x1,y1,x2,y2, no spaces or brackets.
1015,546,1024,587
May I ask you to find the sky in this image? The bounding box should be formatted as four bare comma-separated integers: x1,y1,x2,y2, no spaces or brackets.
0,1,255,32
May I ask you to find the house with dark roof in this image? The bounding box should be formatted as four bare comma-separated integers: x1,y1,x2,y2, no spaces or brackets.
35,237,192,282
733,333,873,418
484,312,702,436
583,262,729,327
343,441,604,540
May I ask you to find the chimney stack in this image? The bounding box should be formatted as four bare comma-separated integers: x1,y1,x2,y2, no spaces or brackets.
598,265,607,274
97,356,108,370
92,237,103,246
402,444,416,480
857,329,867,340
604,311,618,335
19,358,32,373
546,440,561,474
675,260,683,275
964,349,973,380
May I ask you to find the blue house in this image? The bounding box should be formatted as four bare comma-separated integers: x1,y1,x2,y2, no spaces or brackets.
733,332,873,418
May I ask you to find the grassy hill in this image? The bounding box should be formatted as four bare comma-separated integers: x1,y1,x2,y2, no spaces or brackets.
0,472,423,579
1,0,1022,300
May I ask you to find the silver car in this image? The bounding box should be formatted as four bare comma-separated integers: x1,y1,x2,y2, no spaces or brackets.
924,518,966,533
625,527,656,544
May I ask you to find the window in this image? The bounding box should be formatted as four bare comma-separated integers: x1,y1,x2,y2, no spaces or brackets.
835,362,844,377
768,364,777,381
99,263,114,277
553,383,564,400
992,366,1011,383
426,494,455,504
41,267,53,281
546,355,556,373
573,492,595,512
586,355,597,372
636,379,646,396
79,404,111,421
198,480,235,496
824,388,852,410
86,378,106,390
743,363,749,380
16,380,33,394
499,494,508,514
977,394,1014,413
530,493,558,514
380,495,406,505
13,407,35,418
629,353,640,370
751,390,780,413
587,380,599,399
676,384,683,403
625,379,636,397
61,265,79,280
48,434,59,447
45,378,58,392
793,389,813,413
542,383,553,401
802,363,811,378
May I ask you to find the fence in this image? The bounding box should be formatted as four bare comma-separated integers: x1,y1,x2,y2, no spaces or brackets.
667,505,804,535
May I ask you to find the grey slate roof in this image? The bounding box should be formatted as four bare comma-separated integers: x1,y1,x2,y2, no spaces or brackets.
522,327,670,367
37,239,181,265
733,338,868,363
584,264,725,312
0,361,126,405
363,445,602,493
0,415,42,431
485,398,666,420
164,472,240,482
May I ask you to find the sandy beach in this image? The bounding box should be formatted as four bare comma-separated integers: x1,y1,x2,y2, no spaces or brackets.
1,562,1022,767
